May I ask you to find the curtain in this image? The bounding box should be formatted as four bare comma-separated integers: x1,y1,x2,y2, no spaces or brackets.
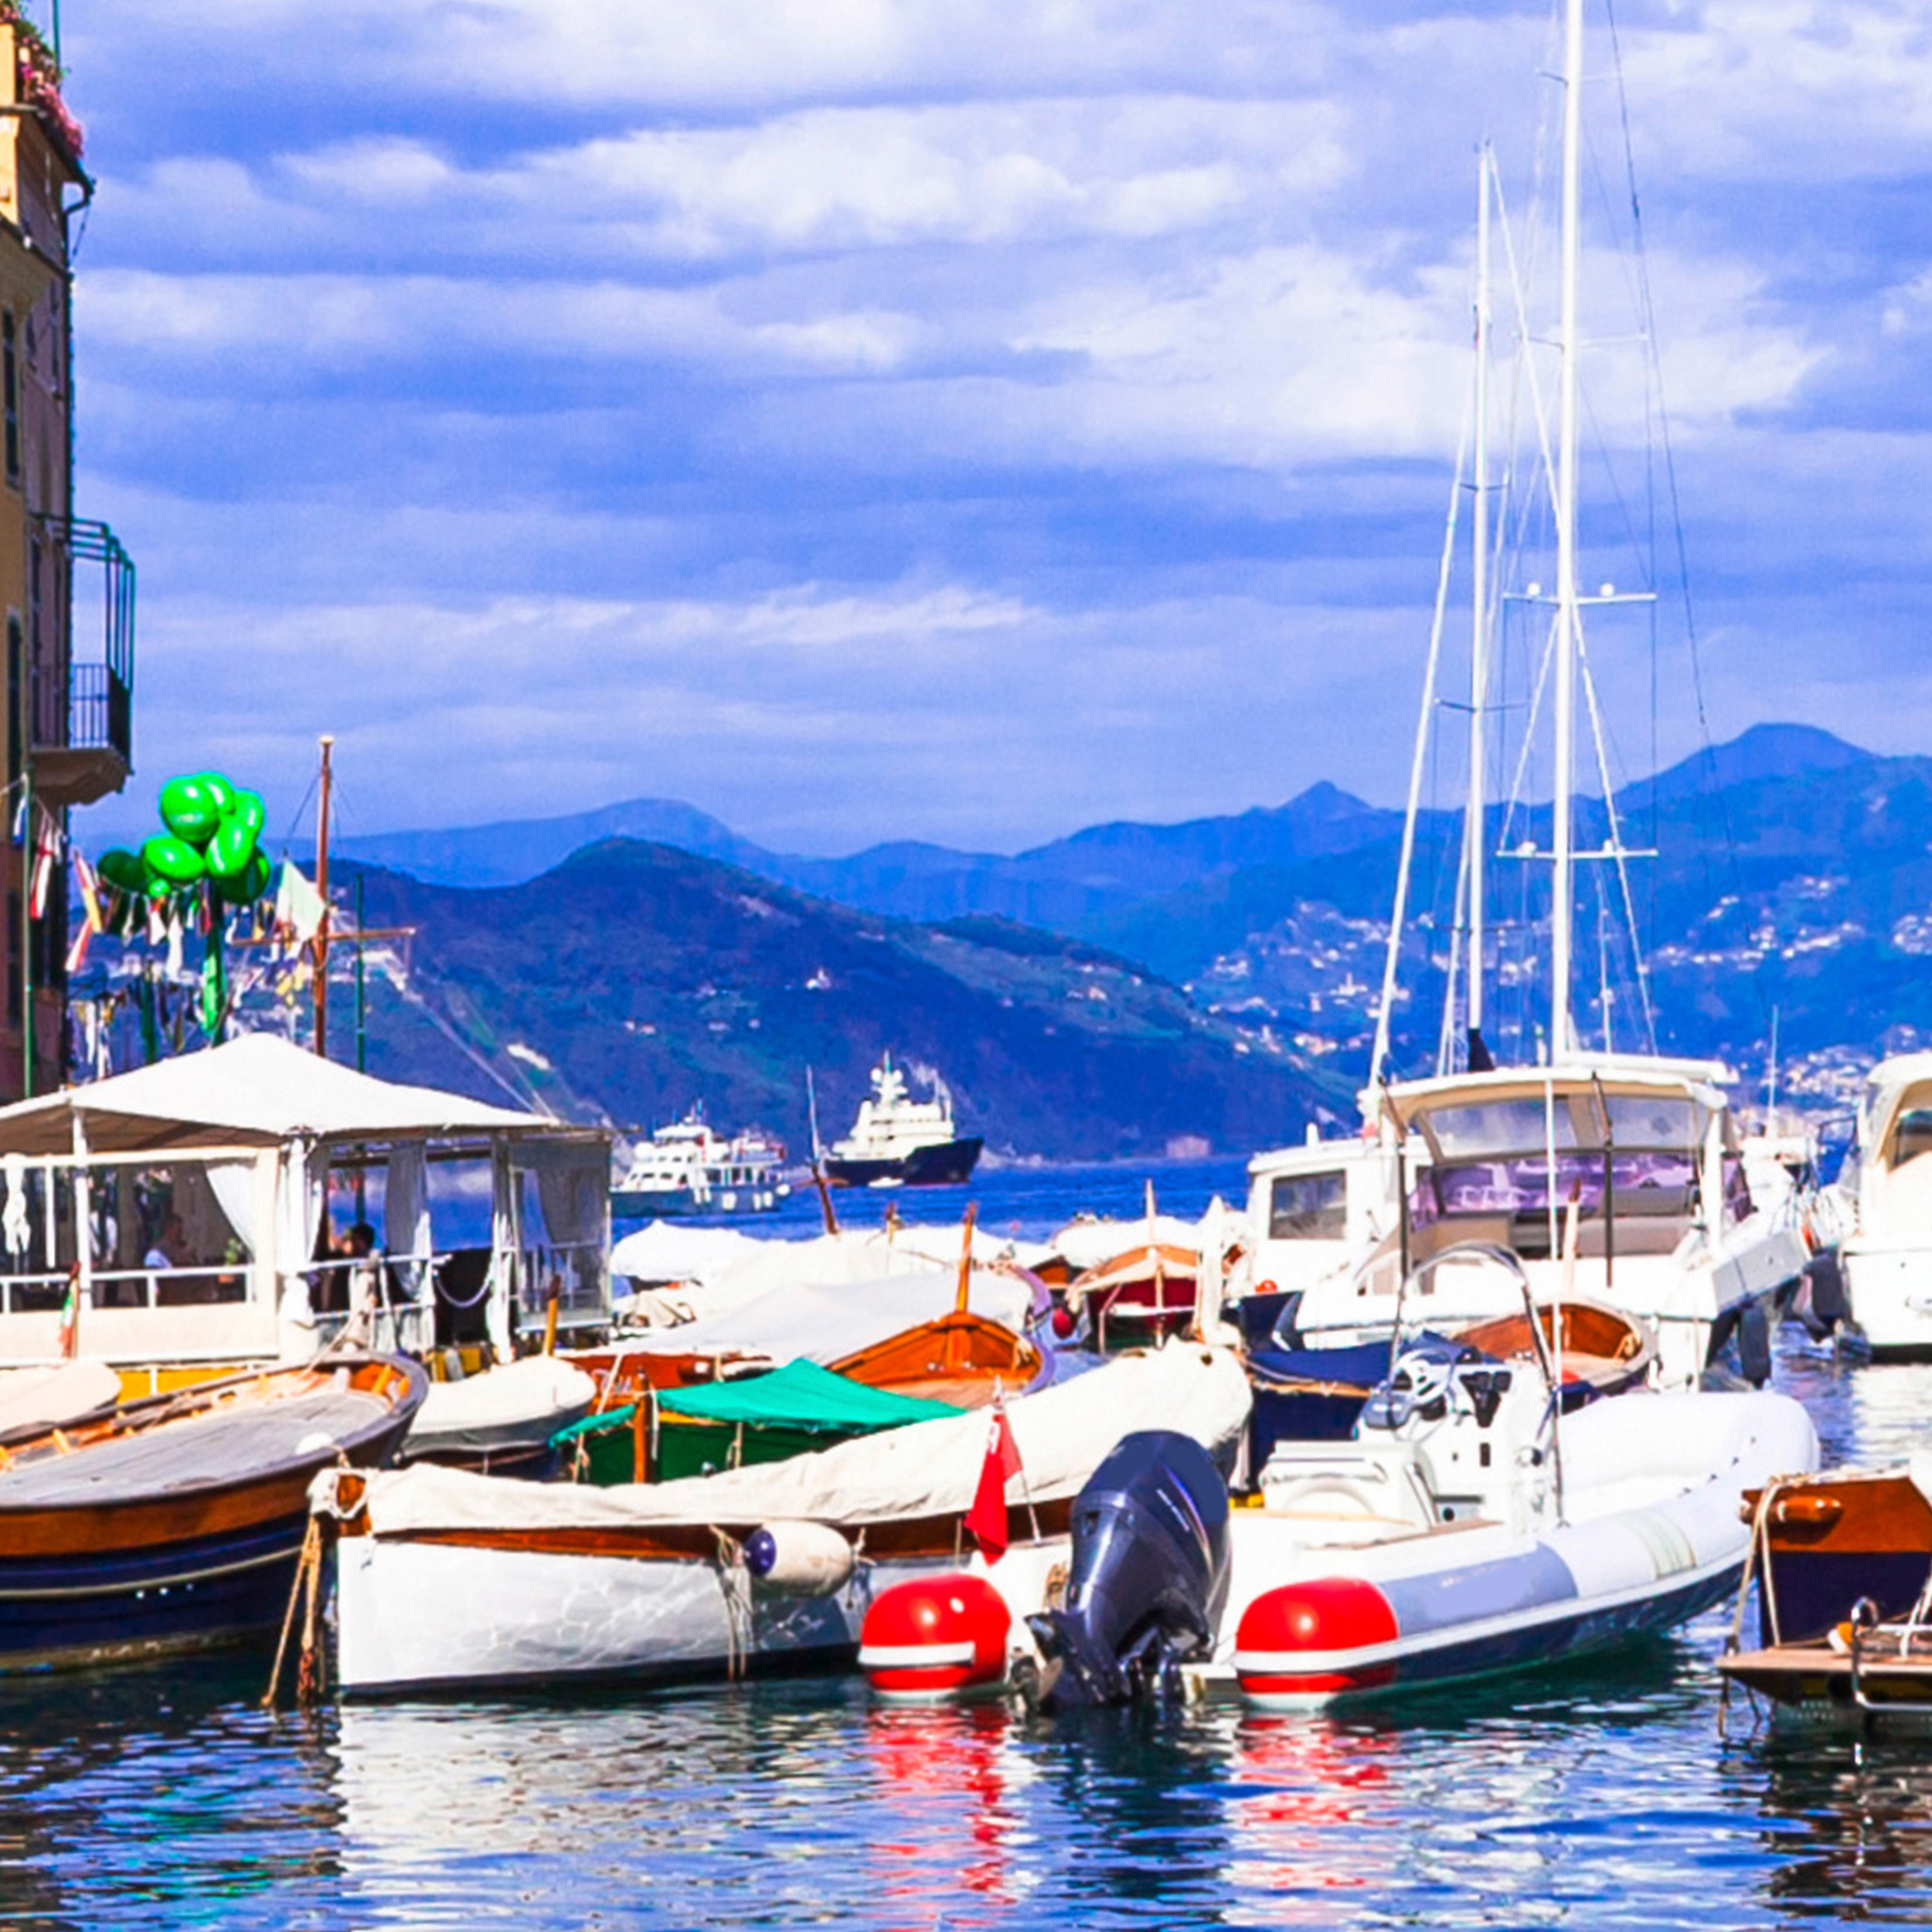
273,1140,325,1338
486,1145,514,1359
531,1147,605,1250
1,1153,28,1257
384,1142,432,1301
203,1159,260,1258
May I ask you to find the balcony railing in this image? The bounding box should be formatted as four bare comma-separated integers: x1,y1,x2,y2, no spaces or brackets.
27,517,136,804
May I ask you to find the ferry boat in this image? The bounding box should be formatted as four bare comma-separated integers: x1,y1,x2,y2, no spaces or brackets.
821,1055,981,1189
612,1111,787,1219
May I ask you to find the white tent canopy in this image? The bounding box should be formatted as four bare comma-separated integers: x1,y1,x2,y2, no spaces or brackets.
0,1033,581,1157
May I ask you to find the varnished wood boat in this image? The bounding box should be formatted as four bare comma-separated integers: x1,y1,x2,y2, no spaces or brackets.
1737,1464,1932,1645
0,1351,424,1672
828,1310,1045,1408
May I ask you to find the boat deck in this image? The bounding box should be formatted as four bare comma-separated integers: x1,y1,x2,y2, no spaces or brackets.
1719,1640,1932,1716
0,1388,391,1509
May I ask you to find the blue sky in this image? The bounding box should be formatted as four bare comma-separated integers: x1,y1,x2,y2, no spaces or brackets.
56,0,1932,855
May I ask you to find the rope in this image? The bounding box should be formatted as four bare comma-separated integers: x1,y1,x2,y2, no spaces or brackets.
262,1515,322,1710
712,1528,751,1682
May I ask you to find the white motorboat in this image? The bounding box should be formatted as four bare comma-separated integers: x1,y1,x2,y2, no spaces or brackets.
612,1111,787,1219
1290,1058,1809,1391
315,1341,1249,1696
1839,1054,1932,1357
862,1253,1819,1710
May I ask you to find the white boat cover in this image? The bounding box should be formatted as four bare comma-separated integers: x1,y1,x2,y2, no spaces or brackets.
347,1342,1251,1536
1050,1213,1216,1274
0,1033,576,1157
0,1359,121,1437
609,1266,1032,1363
403,1355,597,1457
611,1221,1057,1297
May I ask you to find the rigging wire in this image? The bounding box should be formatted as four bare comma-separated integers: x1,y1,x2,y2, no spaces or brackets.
1604,0,1768,1051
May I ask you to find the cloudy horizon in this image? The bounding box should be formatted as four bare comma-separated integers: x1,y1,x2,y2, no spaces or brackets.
53,0,1932,856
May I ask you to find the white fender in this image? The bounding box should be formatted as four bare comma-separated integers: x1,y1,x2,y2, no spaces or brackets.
744,1520,855,1597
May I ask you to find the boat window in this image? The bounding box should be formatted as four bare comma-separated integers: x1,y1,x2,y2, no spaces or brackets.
1413,1151,1697,1229
1269,1171,1346,1240
1893,1110,1932,1168
1420,1099,1580,1159
1602,1095,1700,1150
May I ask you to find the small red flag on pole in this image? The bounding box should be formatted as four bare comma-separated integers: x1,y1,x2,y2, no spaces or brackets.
964,1396,1023,1563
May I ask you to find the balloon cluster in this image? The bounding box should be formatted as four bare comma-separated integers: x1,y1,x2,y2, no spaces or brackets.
97,773,272,910
95,772,276,1042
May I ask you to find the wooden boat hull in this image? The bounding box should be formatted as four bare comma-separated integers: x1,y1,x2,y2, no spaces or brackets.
0,1355,424,1673
1747,1469,1932,1645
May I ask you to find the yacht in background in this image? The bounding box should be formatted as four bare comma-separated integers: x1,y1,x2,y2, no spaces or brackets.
613,1111,788,1219
821,1053,983,1189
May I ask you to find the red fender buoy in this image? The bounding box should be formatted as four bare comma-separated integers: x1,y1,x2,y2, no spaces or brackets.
858,1573,1012,1700
1233,1577,1399,1704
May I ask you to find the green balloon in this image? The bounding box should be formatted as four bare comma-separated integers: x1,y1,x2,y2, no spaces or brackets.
158,774,221,845
205,815,257,880
142,833,206,885
145,876,172,903
197,772,236,815
213,850,271,906
97,847,145,893
230,790,267,837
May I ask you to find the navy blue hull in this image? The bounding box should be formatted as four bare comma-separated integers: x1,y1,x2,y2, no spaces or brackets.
825,1138,983,1188
1760,1549,1932,1647
0,1515,308,1672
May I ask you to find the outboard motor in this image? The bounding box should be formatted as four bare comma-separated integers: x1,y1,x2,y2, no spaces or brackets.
1028,1430,1229,1709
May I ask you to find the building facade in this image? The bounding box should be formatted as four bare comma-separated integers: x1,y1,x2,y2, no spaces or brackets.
0,12,133,1098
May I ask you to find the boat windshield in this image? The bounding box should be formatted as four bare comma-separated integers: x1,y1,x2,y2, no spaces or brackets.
1403,1089,1708,1258
1417,1091,1700,1161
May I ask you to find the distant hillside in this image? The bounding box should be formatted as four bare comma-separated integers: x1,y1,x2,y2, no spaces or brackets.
332,779,1401,925
336,798,775,886
337,841,1350,1160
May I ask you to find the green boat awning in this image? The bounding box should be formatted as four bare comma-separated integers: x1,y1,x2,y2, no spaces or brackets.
553,1359,964,1445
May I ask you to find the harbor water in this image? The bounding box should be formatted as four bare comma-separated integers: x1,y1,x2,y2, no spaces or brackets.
4,1166,1929,1930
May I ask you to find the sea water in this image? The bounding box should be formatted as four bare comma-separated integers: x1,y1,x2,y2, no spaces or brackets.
2,1167,1928,1930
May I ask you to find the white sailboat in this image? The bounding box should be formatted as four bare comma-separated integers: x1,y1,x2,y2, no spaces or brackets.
1282,12,1807,1393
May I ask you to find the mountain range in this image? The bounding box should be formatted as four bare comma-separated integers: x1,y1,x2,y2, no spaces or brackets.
216,719,1932,1151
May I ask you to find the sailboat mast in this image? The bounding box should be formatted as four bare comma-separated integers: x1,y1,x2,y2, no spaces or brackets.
1465,145,1492,1054
1551,0,1584,1063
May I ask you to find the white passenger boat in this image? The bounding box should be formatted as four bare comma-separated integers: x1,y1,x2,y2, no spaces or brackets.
315,1341,1249,1696
1839,1054,1932,1358
612,1111,787,1219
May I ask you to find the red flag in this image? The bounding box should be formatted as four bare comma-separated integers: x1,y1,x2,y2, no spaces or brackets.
964,1400,1023,1563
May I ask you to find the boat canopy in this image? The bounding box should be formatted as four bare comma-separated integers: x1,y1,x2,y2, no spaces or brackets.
560,1358,963,1441
0,1034,569,1156
0,1034,611,1373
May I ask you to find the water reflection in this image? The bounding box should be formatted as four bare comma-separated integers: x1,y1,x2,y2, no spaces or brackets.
0,1333,1930,1927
